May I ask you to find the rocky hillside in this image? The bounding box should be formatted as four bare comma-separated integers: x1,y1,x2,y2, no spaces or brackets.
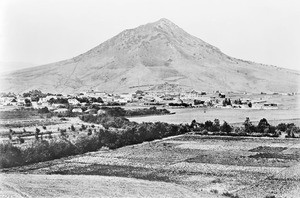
1,18,299,93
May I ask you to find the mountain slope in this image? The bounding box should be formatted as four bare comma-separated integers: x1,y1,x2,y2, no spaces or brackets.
1,18,299,93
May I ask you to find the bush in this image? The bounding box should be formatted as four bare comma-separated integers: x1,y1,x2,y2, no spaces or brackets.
256,118,270,133
211,119,220,132
23,140,52,164
220,121,233,133
265,195,276,198
204,120,213,131
223,192,240,198
75,134,101,153
0,143,23,168
276,123,287,132
38,107,49,114
48,139,77,159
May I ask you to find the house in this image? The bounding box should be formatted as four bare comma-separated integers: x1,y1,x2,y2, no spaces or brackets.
31,101,39,108
241,98,251,105
72,108,83,113
45,95,58,101
0,97,16,106
86,90,108,98
264,103,277,107
97,109,106,115
263,103,278,109
17,97,27,106
85,109,98,114
219,93,226,98
120,93,133,102
68,98,80,106
54,108,69,113
185,90,200,99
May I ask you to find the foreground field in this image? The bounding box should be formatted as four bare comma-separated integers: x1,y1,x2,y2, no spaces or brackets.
1,174,222,198
2,134,300,197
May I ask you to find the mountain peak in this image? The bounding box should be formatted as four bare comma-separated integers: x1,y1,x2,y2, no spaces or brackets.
151,18,178,28
156,18,174,24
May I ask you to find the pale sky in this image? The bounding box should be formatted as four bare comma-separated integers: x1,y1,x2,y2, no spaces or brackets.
0,0,300,72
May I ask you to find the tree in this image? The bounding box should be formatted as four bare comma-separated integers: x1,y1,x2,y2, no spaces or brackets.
220,121,233,133
190,120,197,129
211,119,220,132
25,98,32,107
257,118,270,133
204,120,213,131
248,102,252,108
38,107,49,114
97,97,104,103
243,117,254,133
35,128,40,140
276,123,287,132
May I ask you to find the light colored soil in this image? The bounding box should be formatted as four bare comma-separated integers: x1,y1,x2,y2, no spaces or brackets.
0,174,223,198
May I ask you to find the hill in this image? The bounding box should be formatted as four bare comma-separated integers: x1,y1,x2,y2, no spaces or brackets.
0,18,299,94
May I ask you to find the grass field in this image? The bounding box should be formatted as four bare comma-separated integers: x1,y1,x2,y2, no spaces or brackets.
2,134,300,197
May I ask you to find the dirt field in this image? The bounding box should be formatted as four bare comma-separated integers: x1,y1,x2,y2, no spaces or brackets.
1,134,300,197
1,173,223,198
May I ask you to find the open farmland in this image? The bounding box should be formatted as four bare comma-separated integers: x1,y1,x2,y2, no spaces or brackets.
2,134,300,197
129,107,300,126
129,94,300,125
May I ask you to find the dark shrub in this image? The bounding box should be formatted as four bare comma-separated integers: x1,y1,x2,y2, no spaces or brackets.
75,134,101,153
256,118,270,133
48,139,77,159
220,121,233,133
243,117,255,133
0,143,23,168
204,120,213,131
276,123,287,132
211,119,220,132
38,107,50,114
23,140,51,164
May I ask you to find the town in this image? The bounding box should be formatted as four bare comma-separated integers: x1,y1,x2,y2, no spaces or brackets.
1,87,292,113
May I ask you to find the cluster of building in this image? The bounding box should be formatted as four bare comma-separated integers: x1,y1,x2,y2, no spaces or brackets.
0,89,292,111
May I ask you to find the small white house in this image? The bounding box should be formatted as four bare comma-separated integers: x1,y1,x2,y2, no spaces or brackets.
97,109,106,115
72,108,83,113
54,108,69,113
68,98,80,105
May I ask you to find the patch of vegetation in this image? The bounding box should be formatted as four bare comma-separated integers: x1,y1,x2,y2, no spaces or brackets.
190,117,299,138
249,146,287,153
0,120,60,129
1,113,190,168
49,164,172,182
96,106,171,117
210,189,218,194
222,192,240,198
0,108,40,120
248,152,300,160
265,195,276,198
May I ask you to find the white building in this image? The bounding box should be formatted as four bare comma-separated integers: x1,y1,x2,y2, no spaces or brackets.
68,98,80,105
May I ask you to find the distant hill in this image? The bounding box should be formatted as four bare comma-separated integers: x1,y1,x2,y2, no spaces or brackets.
0,18,299,94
